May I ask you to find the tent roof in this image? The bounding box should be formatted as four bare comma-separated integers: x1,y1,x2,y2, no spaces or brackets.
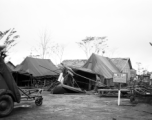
14,57,61,77
69,66,96,75
110,58,132,72
83,53,120,79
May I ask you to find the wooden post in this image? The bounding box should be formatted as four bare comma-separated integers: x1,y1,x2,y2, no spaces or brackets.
118,83,121,106
113,73,126,106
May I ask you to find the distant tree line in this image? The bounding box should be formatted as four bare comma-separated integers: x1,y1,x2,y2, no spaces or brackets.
1,28,109,65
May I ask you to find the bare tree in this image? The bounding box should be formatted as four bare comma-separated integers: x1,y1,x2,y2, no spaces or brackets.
77,36,108,58
76,37,94,58
106,47,120,58
0,28,19,58
93,37,108,55
32,28,52,59
51,42,66,64
39,29,51,58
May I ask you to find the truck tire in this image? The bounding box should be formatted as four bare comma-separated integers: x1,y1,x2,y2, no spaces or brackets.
0,95,14,117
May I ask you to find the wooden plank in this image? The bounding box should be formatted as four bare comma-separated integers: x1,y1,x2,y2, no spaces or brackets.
98,89,129,97
98,89,129,92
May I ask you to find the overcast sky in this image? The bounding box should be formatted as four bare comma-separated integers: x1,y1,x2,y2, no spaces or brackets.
1,0,152,71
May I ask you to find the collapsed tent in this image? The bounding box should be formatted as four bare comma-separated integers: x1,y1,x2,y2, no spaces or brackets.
63,66,97,90
52,84,85,94
14,57,61,77
83,53,120,86
52,65,97,94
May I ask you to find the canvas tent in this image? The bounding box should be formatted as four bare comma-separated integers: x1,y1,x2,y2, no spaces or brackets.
12,72,32,86
110,58,132,81
62,66,97,91
6,61,16,71
6,61,32,86
14,57,61,78
83,53,120,86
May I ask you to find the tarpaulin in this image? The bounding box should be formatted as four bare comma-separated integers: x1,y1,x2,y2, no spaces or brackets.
0,57,21,103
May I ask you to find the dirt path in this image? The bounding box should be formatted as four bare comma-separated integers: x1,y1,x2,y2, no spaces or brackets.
1,91,152,120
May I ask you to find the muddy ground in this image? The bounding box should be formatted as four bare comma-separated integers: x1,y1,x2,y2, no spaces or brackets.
1,91,152,120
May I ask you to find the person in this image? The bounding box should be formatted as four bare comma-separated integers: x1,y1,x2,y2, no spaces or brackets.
0,45,21,103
